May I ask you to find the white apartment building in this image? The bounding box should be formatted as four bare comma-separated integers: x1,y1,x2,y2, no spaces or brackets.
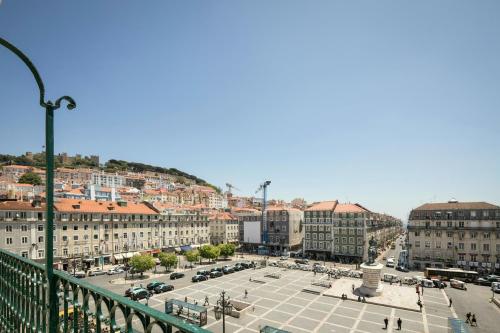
209,212,239,245
92,171,125,188
408,200,500,273
151,203,211,251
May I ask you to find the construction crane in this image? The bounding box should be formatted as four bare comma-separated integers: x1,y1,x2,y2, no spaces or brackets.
225,183,240,194
255,180,271,244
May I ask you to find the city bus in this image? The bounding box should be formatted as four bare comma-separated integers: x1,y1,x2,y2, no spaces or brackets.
425,268,478,283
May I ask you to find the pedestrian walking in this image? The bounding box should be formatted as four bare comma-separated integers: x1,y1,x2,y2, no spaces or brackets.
466,312,471,324
397,318,402,330
384,317,389,329
352,284,355,292
449,298,452,307
252,305,255,312
184,296,188,303
417,300,423,311
204,296,209,306
471,314,477,327
244,289,248,298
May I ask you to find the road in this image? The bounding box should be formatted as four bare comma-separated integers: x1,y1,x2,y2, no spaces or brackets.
82,257,258,297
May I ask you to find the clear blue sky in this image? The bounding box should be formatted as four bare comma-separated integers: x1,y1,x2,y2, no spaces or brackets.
1,1,499,221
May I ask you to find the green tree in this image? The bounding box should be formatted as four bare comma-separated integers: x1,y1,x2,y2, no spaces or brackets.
199,245,220,263
218,243,236,259
18,172,42,186
158,252,178,272
185,250,200,264
129,254,155,277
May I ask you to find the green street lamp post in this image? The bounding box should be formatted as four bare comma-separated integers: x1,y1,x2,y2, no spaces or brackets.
0,37,76,333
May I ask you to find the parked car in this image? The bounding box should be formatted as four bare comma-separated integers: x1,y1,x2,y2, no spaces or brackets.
125,286,143,297
233,264,243,271
154,284,174,294
170,272,185,280
72,271,86,278
88,268,106,276
239,263,251,269
431,279,447,288
386,258,395,268
486,275,500,282
146,281,164,291
210,271,223,278
395,266,409,272
107,267,124,275
192,275,208,282
492,282,500,293
383,273,399,283
131,289,152,301
268,261,278,267
211,267,223,273
225,266,235,274
476,277,492,286
196,270,210,276
295,259,309,265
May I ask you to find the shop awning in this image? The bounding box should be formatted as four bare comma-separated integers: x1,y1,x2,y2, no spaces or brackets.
123,252,139,259
113,254,124,261
180,245,192,252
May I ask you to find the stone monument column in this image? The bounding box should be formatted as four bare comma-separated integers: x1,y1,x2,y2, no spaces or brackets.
359,237,383,297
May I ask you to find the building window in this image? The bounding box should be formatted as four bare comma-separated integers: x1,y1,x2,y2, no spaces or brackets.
38,236,44,243
63,248,68,256
21,225,28,232
62,225,68,231
73,235,78,241
435,241,441,249
5,225,12,232
6,238,13,245
415,241,420,248
425,241,431,248
470,211,476,218
93,234,98,240
483,244,490,252
470,243,477,251
447,232,453,238
459,243,464,250
459,221,464,228
21,251,28,258
22,236,28,244
38,225,44,232
38,250,44,258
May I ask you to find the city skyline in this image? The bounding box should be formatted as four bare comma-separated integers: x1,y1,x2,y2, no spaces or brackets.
1,1,500,221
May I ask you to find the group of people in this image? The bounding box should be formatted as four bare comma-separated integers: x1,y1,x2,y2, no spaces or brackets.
465,312,478,326
383,317,403,330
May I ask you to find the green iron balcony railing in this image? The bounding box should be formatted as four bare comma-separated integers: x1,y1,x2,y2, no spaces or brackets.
0,249,211,333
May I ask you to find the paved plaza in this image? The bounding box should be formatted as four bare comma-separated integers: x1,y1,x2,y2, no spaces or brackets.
143,266,457,333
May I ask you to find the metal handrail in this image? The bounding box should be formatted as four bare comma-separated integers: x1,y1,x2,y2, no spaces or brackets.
0,248,211,333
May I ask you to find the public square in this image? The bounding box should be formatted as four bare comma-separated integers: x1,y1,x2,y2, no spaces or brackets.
119,265,461,333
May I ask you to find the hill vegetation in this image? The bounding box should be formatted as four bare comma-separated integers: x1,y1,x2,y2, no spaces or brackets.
0,153,219,191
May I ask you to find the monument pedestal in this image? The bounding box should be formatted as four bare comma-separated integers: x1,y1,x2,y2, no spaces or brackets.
359,262,383,297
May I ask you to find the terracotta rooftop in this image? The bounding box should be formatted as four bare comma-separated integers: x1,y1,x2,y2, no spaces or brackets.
305,200,338,211
333,203,370,213
54,198,157,214
0,200,45,211
413,201,500,211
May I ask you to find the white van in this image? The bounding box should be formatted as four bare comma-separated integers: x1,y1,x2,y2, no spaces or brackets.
386,258,395,267
450,279,467,290
383,273,398,283
421,279,434,288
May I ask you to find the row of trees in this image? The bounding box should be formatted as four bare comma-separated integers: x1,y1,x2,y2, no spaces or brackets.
127,243,236,276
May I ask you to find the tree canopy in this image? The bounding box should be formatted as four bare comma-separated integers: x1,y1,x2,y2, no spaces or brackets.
185,250,200,263
18,172,42,186
199,245,220,263
158,252,178,272
218,243,236,258
129,254,155,276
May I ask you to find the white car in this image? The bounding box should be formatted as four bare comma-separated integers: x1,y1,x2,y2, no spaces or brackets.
107,268,124,275
88,268,106,276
